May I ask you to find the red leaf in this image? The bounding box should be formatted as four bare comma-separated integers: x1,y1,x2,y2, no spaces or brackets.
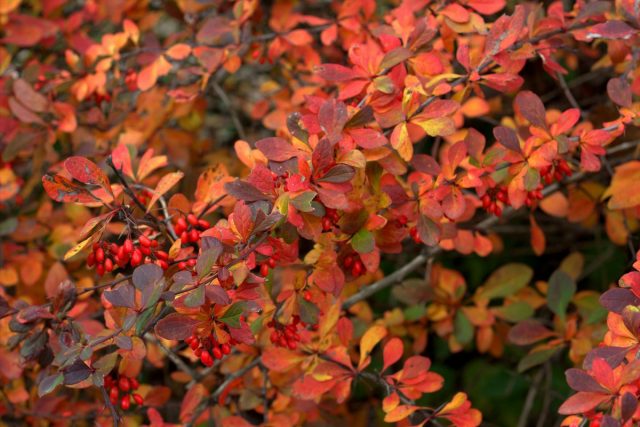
607,77,632,108
315,64,359,81
507,320,555,345
154,313,198,340
382,337,404,373
493,126,521,153
514,91,547,129
558,392,610,415
64,156,111,192
255,137,299,162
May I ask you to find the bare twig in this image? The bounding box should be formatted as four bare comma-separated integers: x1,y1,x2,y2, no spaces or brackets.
212,82,247,140
145,333,198,379
556,72,582,113
100,385,120,427
133,184,177,241
261,363,270,423
187,357,262,426
517,368,544,427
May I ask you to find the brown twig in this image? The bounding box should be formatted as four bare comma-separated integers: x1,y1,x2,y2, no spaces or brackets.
100,385,120,427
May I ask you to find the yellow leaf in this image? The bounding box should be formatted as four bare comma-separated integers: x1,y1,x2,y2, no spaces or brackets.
411,116,455,137
604,161,640,209
0,266,18,286
390,122,412,162
64,234,99,261
358,324,387,370
384,405,419,423
147,172,184,212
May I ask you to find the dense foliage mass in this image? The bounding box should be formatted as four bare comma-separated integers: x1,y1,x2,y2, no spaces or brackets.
1,0,640,426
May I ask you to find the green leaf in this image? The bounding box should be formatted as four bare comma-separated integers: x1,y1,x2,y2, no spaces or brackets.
494,302,534,322
0,217,17,236
403,304,427,322
93,352,118,375
475,264,533,301
219,302,245,328
290,191,317,213
517,346,562,373
454,310,474,346
184,285,205,308
196,245,222,280
38,373,64,397
298,297,319,325
351,229,375,254
547,270,576,321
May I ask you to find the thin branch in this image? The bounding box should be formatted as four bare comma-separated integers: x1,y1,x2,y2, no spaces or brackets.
100,385,120,427
516,368,544,427
133,184,178,241
556,72,582,113
342,253,431,309
187,357,262,426
145,333,198,380
261,363,269,423
212,82,247,140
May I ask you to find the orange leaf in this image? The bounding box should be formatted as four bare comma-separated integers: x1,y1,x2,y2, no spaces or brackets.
165,43,192,60
147,172,184,212
382,337,404,372
358,324,387,370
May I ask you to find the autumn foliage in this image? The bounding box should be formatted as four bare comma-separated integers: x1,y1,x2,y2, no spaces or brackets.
2,0,640,426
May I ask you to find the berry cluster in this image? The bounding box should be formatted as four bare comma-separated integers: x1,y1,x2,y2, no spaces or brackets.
174,213,210,244
343,253,365,277
267,316,303,350
258,253,280,277
87,236,169,276
104,375,143,410
176,258,198,272
481,187,508,217
409,226,422,244
271,170,290,192
321,208,340,232
185,332,234,367
541,159,572,184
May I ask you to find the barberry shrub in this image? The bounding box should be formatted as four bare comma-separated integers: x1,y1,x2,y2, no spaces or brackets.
1,0,640,426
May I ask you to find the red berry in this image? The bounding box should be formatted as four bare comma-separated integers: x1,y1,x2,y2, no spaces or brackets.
87,252,96,267
177,217,187,230
322,217,332,231
198,219,210,229
133,393,144,406
187,258,197,267
189,229,199,242
139,235,151,247
287,340,297,350
118,377,130,392
104,258,114,272
212,347,222,359
260,264,269,276
124,239,133,254
140,245,151,256
130,378,139,390
178,261,187,270
200,351,213,366
221,343,231,354
109,386,119,401
156,250,168,261
187,214,198,226
268,257,276,268
95,247,105,263
343,255,354,268
131,250,142,266
303,290,312,302
120,395,130,410
96,264,105,276
352,261,363,277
